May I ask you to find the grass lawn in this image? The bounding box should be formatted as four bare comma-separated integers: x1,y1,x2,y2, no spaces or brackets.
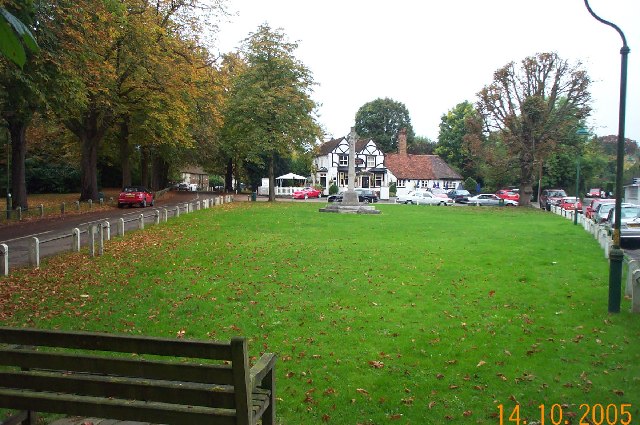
1,202,638,424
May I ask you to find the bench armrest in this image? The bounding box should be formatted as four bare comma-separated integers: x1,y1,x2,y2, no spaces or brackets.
249,353,276,389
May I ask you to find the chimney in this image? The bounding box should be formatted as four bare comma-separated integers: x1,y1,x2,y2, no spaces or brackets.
398,128,407,156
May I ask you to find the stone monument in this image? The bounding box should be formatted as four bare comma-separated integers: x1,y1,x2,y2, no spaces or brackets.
319,127,380,214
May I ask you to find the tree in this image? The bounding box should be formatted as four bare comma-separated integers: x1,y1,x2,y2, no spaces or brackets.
0,5,39,68
476,52,591,205
435,101,478,176
408,136,436,155
221,24,321,201
355,98,414,153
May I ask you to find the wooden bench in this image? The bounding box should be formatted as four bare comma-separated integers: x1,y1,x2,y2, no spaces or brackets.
0,327,276,425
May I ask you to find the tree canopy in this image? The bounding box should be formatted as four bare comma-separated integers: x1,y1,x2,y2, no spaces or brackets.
355,97,414,153
475,52,592,205
221,24,321,201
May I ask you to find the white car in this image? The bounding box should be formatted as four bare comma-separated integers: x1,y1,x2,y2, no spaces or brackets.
396,191,416,204
408,191,453,206
465,193,518,206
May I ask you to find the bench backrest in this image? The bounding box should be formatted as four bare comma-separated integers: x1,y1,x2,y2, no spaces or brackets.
0,327,258,425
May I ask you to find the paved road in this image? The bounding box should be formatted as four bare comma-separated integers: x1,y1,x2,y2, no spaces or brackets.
0,191,209,272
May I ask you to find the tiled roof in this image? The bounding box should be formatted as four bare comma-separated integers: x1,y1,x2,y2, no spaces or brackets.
385,154,462,180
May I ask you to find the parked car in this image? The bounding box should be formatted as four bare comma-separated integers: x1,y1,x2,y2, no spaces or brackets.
118,186,154,208
407,191,453,206
604,205,640,241
447,189,471,203
177,182,190,191
464,193,517,206
496,189,520,202
539,189,567,211
586,188,602,198
327,189,378,203
396,191,416,204
355,189,379,203
429,188,451,199
292,187,321,199
586,198,615,220
594,202,631,224
558,197,583,213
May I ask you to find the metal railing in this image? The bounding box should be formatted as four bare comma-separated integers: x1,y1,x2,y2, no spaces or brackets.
0,195,233,276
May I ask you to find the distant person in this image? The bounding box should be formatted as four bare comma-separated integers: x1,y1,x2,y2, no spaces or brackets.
600,190,606,198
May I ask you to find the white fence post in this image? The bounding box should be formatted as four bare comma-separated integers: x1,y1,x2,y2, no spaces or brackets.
29,237,40,268
138,214,145,230
0,243,8,276
72,228,81,252
154,209,160,225
117,218,125,237
162,208,168,222
103,221,111,241
89,225,96,257
175,206,180,218
98,224,104,256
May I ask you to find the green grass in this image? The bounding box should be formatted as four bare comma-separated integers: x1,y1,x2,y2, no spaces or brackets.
1,202,639,424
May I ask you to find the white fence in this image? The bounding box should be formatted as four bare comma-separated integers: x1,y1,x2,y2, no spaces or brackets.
0,195,233,276
549,204,639,313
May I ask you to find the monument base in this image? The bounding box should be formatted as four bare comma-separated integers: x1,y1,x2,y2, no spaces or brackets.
319,204,381,214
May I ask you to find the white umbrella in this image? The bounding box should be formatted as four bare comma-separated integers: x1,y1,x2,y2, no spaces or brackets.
276,173,306,180
275,172,307,188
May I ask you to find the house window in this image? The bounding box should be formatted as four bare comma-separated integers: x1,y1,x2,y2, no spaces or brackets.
374,174,383,187
339,172,348,186
339,155,348,166
397,179,406,188
419,180,429,188
366,156,376,168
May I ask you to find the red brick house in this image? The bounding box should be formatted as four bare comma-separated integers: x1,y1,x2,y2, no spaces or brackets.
385,129,463,197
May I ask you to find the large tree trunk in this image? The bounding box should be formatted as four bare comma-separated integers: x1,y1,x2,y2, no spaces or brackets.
268,154,275,202
225,158,233,192
79,130,99,201
119,116,132,187
8,118,29,209
140,147,150,188
151,153,169,190
66,105,113,201
519,151,534,207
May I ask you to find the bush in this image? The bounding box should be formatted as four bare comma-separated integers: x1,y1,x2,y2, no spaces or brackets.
389,182,397,196
464,177,478,194
329,184,339,195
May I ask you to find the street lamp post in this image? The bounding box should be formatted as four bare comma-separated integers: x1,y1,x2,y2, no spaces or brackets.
583,0,629,313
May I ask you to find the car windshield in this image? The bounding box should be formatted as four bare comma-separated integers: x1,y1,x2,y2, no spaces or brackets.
123,187,143,192
550,191,566,197
620,207,640,219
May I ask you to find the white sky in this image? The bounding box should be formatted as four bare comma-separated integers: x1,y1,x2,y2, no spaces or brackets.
214,0,639,143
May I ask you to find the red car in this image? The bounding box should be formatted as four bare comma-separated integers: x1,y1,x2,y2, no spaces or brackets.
292,187,321,199
585,198,615,219
496,189,520,201
558,197,582,213
118,186,154,208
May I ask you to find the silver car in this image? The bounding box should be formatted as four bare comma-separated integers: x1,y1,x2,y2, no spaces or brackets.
465,193,517,206
407,191,453,206
604,205,640,240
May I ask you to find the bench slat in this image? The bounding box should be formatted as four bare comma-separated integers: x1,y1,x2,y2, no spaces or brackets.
0,388,237,425
0,327,233,360
0,349,234,385
0,371,237,409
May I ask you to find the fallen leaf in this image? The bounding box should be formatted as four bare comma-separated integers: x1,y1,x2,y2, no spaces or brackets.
477,360,486,367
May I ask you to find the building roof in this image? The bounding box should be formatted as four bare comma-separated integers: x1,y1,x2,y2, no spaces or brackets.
385,153,462,180
317,137,372,155
181,166,207,175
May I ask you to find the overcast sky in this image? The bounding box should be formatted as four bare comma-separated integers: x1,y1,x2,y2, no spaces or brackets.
215,0,639,143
